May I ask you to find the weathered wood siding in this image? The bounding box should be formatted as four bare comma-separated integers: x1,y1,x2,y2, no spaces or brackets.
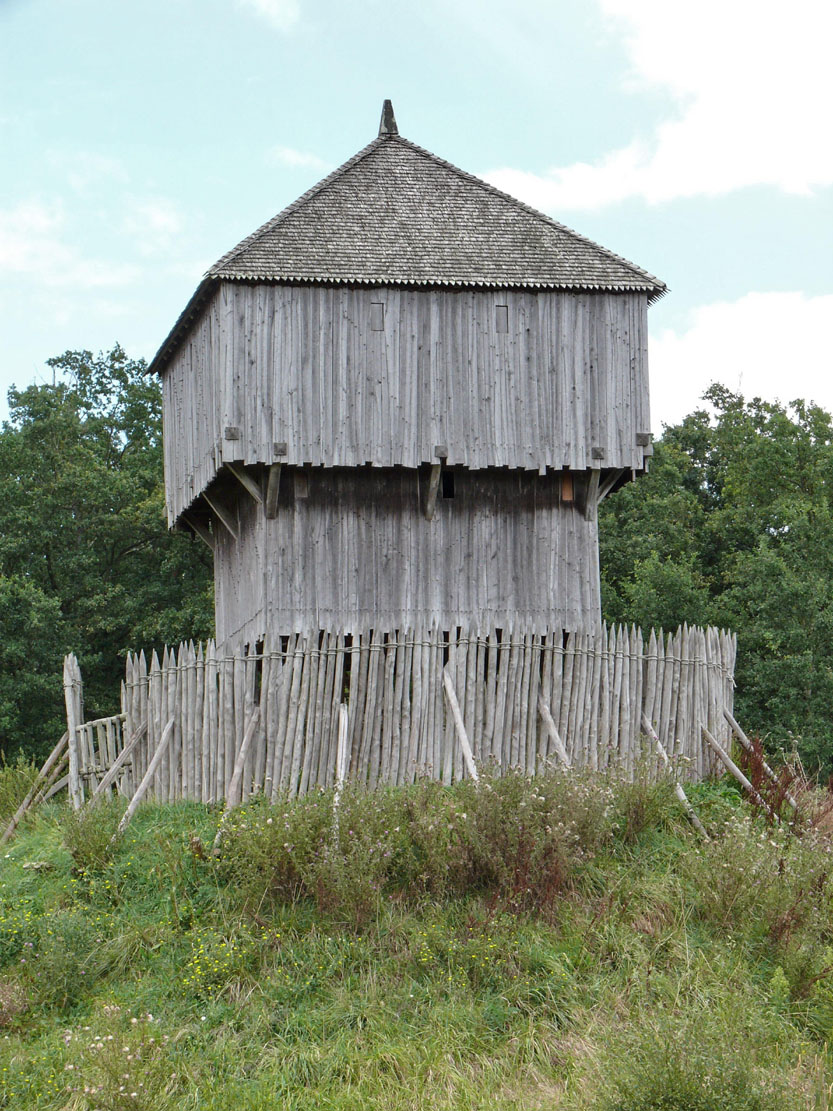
213,469,601,645
163,284,651,523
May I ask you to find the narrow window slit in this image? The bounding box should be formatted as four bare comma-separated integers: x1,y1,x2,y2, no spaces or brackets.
370,302,385,331
495,304,509,333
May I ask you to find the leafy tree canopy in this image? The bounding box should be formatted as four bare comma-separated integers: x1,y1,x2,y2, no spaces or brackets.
0,347,213,759
601,385,833,774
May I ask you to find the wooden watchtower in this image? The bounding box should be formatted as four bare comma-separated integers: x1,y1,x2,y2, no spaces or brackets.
150,102,665,647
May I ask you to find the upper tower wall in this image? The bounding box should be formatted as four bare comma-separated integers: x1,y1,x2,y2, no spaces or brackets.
162,281,651,524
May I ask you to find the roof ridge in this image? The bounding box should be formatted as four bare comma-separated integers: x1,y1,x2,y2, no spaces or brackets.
389,135,665,291
209,136,387,276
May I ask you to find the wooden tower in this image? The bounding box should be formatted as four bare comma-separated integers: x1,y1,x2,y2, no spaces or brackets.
151,102,666,647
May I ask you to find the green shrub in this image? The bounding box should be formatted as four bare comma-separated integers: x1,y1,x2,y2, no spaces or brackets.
61,795,124,871
0,756,38,827
681,813,833,969
218,769,625,925
605,1049,785,1111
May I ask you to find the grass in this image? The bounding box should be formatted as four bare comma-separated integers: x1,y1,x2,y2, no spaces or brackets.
0,763,830,1108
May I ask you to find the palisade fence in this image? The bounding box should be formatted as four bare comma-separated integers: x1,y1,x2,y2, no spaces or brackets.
59,624,737,809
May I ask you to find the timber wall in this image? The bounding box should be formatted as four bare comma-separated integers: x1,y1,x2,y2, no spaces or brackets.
213,469,601,645
162,284,651,523
74,624,741,807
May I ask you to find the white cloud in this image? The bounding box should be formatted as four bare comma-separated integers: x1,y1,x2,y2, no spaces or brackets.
123,197,184,257
237,0,299,31
485,0,833,208
649,292,833,430
266,145,329,171
47,151,129,194
0,201,137,288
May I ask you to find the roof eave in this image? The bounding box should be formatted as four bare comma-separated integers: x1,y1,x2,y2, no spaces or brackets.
148,276,217,376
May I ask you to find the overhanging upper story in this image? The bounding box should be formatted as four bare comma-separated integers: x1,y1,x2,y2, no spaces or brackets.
152,104,666,526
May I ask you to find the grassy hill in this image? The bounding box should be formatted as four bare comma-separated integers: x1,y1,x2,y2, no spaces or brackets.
0,763,831,1109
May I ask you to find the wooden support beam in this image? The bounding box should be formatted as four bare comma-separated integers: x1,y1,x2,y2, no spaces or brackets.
1,731,68,845
265,462,282,519
424,447,447,521
182,511,214,551
598,468,627,505
442,666,478,781
641,712,709,839
89,719,147,803
203,492,239,541
701,724,776,819
41,773,69,803
584,468,601,520
114,717,176,839
425,463,442,521
723,708,798,810
225,708,261,810
538,696,570,766
227,462,263,505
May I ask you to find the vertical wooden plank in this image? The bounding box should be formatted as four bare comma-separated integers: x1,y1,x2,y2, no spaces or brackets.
377,632,397,786
300,633,326,795
285,635,312,796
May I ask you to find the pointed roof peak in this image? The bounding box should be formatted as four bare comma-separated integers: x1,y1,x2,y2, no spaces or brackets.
378,99,398,137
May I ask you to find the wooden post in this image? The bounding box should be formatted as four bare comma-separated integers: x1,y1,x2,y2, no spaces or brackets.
723,708,798,810
701,724,775,819
333,703,349,837
114,717,176,838
538,696,570,766
442,666,478,782
641,712,708,839
63,655,83,810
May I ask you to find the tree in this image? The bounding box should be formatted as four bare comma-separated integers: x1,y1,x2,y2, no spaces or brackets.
0,346,213,759
600,386,833,774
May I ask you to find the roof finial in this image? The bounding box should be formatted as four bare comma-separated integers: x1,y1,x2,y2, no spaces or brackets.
378,99,398,138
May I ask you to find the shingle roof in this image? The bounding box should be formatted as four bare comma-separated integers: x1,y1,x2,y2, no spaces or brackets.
211,135,664,293
150,109,665,373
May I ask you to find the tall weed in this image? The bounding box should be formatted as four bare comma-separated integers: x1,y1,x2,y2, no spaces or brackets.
218,768,649,925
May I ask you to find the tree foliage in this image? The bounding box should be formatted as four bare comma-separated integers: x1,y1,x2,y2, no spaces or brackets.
601,385,833,773
0,347,213,759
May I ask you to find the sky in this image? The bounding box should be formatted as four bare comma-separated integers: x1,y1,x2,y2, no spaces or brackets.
1,0,831,433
